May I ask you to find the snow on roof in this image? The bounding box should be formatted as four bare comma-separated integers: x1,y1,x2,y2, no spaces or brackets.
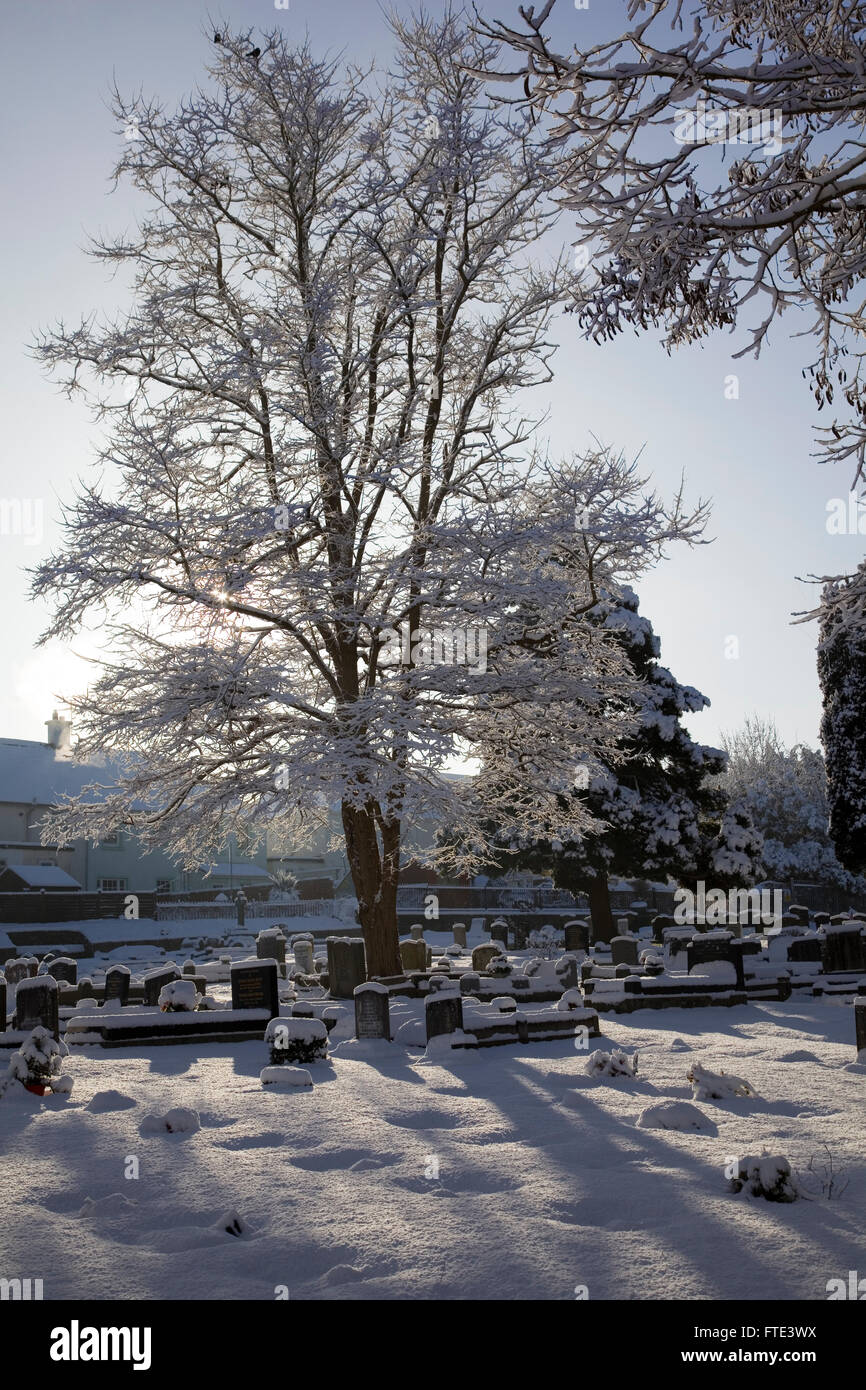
2,865,82,888
0,737,116,807
204,863,272,879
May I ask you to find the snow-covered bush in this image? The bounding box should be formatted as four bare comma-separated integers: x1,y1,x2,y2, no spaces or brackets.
687,1062,757,1101
140,1107,201,1135
0,1027,72,1098
158,979,200,1012
728,1154,797,1203
636,1101,710,1132
487,955,511,977
585,1048,638,1078
265,1016,328,1066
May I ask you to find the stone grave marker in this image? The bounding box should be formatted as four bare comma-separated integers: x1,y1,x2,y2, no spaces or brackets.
354,982,391,1040
399,939,427,973
256,928,286,967
230,959,279,1017
4,959,28,986
326,937,367,999
14,975,59,1039
410,924,424,941
43,957,77,986
425,992,463,1041
687,935,744,988
452,923,467,949
472,943,500,972
813,912,831,929
460,971,481,996
143,965,181,1007
822,924,865,974
611,936,639,968
856,998,866,1059
564,920,589,953
104,965,131,1006
0,973,5,1033
787,936,822,964
293,939,315,975
651,914,674,943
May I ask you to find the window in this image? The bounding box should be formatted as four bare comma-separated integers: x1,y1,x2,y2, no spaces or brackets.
99,832,120,847
97,877,127,892
156,879,173,894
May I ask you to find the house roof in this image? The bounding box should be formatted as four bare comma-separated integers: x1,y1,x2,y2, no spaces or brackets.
0,865,82,888
204,862,272,880
0,738,115,807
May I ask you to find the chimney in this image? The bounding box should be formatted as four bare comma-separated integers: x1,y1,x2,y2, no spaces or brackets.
45,711,72,755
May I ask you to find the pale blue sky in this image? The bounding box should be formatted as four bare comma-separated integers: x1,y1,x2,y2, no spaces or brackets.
2,0,862,753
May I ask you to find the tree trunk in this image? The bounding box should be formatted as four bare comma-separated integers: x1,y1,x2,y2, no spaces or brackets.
341,802,403,979
587,871,616,943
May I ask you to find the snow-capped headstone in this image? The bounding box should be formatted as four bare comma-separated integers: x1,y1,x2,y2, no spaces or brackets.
326,937,366,999
410,924,424,941
564,920,589,953
256,928,286,966
471,944,500,972
4,959,28,986
143,965,181,1008
459,971,481,995
104,965,131,1005
687,937,744,988
354,982,391,1040
293,939,315,974
855,999,866,1060
13,975,59,1040
44,957,77,986
231,960,279,1017
787,935,822,964
452,923,467,948
611,936,639,968
821,923,865,974
0,974,5,1033
425,992,463,1042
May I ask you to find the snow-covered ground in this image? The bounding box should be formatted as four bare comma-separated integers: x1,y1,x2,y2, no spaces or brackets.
1,967,864,1300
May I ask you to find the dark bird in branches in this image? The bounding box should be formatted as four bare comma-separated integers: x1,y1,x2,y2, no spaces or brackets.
246,47,261,60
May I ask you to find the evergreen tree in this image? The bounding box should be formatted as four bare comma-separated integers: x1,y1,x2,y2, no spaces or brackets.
818,574,866,874
485,588,762,940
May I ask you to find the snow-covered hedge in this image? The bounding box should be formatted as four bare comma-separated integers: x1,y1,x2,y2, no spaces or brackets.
585,1048,638,1078
728,1154,797,1202
265,1016,328,1065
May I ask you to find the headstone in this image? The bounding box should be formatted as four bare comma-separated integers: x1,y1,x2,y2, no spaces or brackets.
182,960,197,975
425,992,463,1041
822,924,865,974
230,960,279,1017
410,924,424,941
452,924,467,949
104,965,131,1005
13,975,59,1039
856,998,866,1059
290,932,314,948
4,959,29,986
354,983,391,1040
0,974,5,1033
554,955,580,990
564,920,589,953
611,936,639,968
256,929,286,966
44,957,77,986
787,936,822,964
472,944,500,972
326,937,367,999
651,914,674,943
813,912,831,928
460,971,481,995
399,939,427,973
788,904,811,925
143,965,181,1007
293,940,315,975
687,937,744,988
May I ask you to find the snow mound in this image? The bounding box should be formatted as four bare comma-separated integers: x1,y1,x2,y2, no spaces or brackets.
78,1193,138,1218
778,1050,821,1064
423,1029,475,1057
669,1038,691,1051
585,1048,638,1078
140,1107,201,1135
158,979,199,1012
729,1154,797,1202
688,1062,757,1100
395,1018,426,1046
86,1090,137,1113
636,1101,712,1132
260,1065,313,1088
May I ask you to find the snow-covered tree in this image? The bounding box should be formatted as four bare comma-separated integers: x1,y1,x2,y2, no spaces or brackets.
481,585,762,939
481,0,866,478
720,713,865,886
32,17,706,977
818,577,866,874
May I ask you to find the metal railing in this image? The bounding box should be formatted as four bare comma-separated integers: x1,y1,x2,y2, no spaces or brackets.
155,899,342,922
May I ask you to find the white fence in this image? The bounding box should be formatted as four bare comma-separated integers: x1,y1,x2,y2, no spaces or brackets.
155,898,345,923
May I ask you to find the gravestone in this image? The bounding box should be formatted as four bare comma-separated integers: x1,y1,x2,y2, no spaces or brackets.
472,944,500,972
0,974,5,1032
14,975,59,1039
651,914,674,944
326,937,367,999
293,939,315,975
425,992,463,1041
399,939,427,973
230,960,279,1017
787,936,822,964
822,924,865,974
44,957,77,986
611,936,639,968
460,971,481,996
564,920,589,953
256,929,286,966
354,983,391,1040
104,965,131,1006
813,912,831,929
856,999,866,1058
143,965,181,1008
410,924,424,941
554,955,580,990
687,936,744,988
290,932,314,948
4,959,29,986
788,904,811,925
452,924,467,949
